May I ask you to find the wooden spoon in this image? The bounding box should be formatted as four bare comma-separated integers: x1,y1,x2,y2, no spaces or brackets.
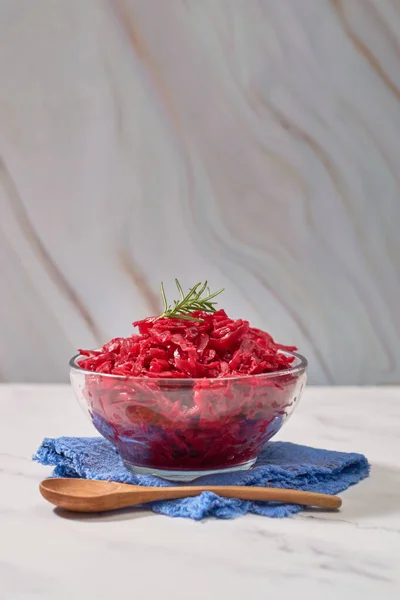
39,478,342,513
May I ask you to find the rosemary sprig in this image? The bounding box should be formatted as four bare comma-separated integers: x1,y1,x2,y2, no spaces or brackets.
156,279,224,322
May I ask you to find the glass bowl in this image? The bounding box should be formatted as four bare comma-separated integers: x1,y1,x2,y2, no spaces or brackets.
70,351,307,481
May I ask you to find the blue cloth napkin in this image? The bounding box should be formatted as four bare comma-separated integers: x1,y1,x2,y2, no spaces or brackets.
34,437,369,519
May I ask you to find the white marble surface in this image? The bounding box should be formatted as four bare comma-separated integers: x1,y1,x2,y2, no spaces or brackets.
1,384,399,599
1,0,400,385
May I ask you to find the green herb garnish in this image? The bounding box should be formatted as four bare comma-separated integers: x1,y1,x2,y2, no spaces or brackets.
156,279,224,322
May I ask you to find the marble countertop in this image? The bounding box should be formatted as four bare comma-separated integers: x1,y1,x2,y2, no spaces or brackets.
1,384,399,599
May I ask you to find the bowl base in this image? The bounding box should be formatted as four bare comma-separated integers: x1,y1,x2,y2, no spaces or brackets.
122,458,257,482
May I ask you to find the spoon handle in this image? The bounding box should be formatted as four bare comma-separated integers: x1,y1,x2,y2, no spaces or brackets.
115,485,341,510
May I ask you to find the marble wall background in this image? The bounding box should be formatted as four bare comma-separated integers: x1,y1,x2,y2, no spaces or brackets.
0,0,399,384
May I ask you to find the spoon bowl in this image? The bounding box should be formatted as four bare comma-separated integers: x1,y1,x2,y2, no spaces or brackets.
41,478,120,497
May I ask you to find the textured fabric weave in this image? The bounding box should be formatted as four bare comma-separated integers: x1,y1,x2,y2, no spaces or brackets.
34,437,369,519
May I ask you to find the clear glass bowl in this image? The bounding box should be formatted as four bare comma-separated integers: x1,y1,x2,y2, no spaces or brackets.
70,352,307,481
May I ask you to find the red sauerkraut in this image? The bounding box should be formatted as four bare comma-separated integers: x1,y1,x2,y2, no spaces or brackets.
78,310,296,378
75,310,304,472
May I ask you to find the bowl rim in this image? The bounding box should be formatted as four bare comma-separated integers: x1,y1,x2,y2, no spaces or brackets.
69,350,308,384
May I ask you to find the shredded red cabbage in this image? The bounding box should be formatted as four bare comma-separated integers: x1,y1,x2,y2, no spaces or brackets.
78,310,296,378
77,311,302,471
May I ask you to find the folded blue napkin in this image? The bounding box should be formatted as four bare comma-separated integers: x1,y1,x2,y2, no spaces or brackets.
34,438,369,519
